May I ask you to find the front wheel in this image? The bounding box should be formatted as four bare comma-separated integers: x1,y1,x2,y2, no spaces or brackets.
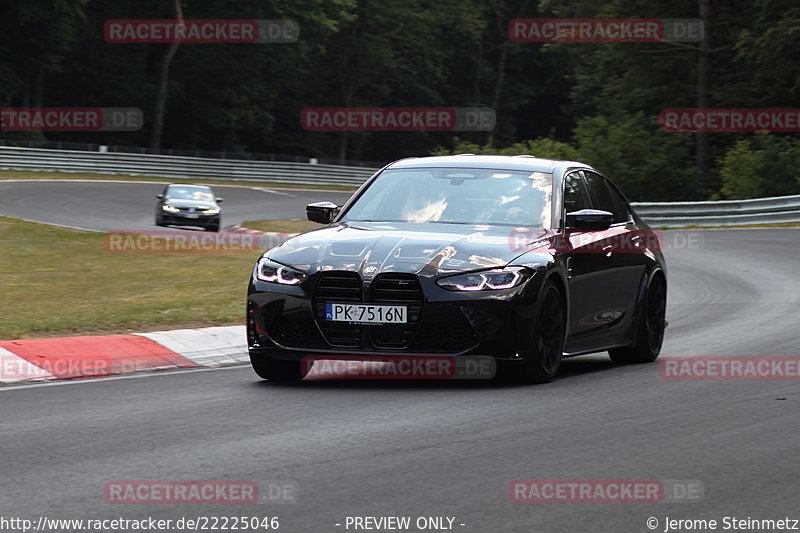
250,353,309,382
499,280,566,384
609,273,666,364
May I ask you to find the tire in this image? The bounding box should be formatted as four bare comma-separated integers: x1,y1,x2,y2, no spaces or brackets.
499,280,566,384
250,353,309,382
207,224,220,232
609,273,666,364
155,214,165,227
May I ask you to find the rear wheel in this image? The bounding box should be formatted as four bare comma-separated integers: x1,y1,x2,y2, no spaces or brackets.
499,280,565,384
609,273,666,364
250,353,309,382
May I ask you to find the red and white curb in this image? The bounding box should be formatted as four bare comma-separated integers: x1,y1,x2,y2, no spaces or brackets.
226,224,298,249
0,325,248,385
229,224,297,237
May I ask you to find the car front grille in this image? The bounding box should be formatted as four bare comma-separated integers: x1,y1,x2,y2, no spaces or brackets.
314,271,363,348
303,270,476,354
315,271,362,301
370,274,422,349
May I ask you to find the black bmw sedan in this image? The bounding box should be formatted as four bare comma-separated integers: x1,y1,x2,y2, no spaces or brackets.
155,184,222,231
247,155,667,383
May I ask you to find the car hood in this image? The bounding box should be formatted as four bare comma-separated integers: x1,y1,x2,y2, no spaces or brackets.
164,198,218,209
266,222,550,277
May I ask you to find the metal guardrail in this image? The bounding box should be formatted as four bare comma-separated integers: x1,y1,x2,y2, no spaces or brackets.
0,146,377,187
0,139,384,168
632,195,800,227
1,146,798,226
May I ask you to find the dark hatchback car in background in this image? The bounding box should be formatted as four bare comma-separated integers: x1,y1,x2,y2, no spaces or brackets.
155,184,222,231
247,155,667,383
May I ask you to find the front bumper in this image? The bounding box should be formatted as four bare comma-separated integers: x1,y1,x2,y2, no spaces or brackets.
160,212,219,226
247,270,542,361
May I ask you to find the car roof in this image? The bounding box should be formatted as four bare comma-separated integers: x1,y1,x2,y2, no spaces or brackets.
385,154,593,174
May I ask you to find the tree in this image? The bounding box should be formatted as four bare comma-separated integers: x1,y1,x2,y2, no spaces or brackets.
149,0,184,150
718,134,800,200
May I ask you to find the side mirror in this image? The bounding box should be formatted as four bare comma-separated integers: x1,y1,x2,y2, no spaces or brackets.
306,201,339,224
156,194,164,199
216,197,223,203
566,209,613,230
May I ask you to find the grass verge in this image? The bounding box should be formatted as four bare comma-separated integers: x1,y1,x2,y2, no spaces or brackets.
662,222,800,230
0,216,262,340
0,169,358,192
241,219,320,233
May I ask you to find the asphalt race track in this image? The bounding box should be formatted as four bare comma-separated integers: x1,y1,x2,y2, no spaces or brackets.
1,182,799,532
0,180,355,232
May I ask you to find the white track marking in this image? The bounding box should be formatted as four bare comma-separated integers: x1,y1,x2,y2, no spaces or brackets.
136,326,248,366
0,347,54,382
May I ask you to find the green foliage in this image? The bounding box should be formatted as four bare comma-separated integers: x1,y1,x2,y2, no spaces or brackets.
432,137,578,160
573,113,695,201
434,113,695,202
718,134,800,200
0,0,798,201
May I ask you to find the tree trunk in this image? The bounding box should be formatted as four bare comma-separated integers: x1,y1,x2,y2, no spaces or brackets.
486,0,528,146
149,0,184,150
696,0,712,198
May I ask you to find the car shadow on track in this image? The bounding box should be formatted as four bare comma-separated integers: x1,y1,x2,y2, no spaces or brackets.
252,354,624,390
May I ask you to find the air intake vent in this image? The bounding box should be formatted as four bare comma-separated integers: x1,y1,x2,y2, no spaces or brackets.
370,274,422,303
315,271,362,301
370,274,422,349
314,271,363,349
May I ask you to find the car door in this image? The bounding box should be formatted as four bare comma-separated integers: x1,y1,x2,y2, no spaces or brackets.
561,171,618,345
583,171,648,333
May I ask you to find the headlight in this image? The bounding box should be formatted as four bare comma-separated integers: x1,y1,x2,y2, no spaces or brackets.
203,208,220,214
162,205,180,213
255,257,308,285
436,266,528,291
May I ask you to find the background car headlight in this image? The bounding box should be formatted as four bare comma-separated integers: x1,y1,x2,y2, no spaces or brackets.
436,266,528,291
161,205,180,213
202,208,220,214
255,257,308,285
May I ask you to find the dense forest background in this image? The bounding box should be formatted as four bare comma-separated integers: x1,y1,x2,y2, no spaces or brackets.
1,0,799,201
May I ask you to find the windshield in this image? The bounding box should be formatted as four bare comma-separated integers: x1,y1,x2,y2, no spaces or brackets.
167,186,214,202
341,168,553,227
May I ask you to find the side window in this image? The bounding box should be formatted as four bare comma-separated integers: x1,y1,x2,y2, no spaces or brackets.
563,172,591,215
583,171,630,223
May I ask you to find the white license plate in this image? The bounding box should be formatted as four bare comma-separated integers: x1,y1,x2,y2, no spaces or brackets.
325,303,407,324
185,213,199,219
